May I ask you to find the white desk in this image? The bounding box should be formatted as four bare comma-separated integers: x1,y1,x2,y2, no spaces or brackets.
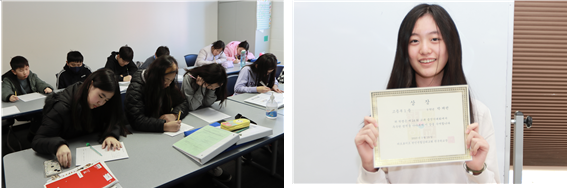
3,100,283,187
228,84,285,116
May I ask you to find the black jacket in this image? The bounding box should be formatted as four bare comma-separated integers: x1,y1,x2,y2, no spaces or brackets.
56,64,92,89
124,70,189,132
31,82,121,155
104,51,138,81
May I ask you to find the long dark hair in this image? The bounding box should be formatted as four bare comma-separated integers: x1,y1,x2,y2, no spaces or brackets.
386,4,474,123
247,53,277,88
71,69,127,136
184,63,228,106
236,41,250,59
143,55,184,118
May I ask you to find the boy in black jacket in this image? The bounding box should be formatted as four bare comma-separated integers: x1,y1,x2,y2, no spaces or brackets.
56,51,92,89
104,45,138,81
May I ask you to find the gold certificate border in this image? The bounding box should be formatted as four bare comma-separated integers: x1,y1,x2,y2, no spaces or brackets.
371,85,471,167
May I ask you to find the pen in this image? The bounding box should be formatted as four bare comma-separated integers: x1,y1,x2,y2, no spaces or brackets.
260,81,267,87
177,111,181,121
86,143,102,156
14,91,17,97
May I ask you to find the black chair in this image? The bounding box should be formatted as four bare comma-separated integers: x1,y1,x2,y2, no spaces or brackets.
184,54,198,67
226,74,239,97
275,65,284,79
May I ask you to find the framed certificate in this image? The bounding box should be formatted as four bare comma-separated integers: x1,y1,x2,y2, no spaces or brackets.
371,85,472,167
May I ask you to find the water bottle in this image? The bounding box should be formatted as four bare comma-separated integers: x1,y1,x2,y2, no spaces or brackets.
266,92,278,119
240,50,246,68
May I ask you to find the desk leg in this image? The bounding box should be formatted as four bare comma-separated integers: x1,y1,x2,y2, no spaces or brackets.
234,156,242,188
271,140,278,176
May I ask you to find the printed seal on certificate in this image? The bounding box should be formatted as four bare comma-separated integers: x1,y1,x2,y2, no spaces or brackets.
371,85,472,168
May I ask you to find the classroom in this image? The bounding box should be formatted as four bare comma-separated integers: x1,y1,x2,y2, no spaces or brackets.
2,1,284,187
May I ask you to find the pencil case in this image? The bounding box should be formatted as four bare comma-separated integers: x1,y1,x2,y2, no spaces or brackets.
220,119,250,131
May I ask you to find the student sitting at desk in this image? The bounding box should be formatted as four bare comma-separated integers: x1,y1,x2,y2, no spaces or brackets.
139,46,170,69
2,56,53,102
234,53,283,95
31,69,128,168
124,55,189,132
225,40,256,64
56,51,92,89
195,40,229,67
182,63,228,111
104,45,138,82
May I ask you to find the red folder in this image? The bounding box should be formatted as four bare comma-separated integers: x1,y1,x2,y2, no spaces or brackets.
44,161,118,188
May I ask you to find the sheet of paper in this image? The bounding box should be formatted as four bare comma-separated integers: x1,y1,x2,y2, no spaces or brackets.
119,82,130,92
173,125,233,156
75,142,129,166
2,106,20,116
164,123,195,137
189,107,230,123
244,92,283,108
371,85,471,167
17,92,46,102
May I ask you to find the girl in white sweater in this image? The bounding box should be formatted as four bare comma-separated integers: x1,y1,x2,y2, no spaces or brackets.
355,4,500,183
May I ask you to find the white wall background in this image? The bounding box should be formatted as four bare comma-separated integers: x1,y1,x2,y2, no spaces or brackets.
2,1,218,88
269,1,284,64
218,0,284,64
293,1,513,183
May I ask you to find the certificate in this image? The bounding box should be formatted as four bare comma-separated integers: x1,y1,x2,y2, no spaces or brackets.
371,85,472,167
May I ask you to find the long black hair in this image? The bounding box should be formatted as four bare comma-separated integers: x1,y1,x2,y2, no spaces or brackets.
71,68,127,136
236,40,250,59
247,53,277,88
143,55,184,118
184,63,228,106
387,3,474,123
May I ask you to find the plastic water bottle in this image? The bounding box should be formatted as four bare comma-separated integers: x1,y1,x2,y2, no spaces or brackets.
266,92,278,119
240,50,246,68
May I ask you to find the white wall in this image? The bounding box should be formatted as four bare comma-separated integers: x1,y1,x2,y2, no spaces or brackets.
293,1,513,183
218,1,284,63
218,1,258,54
2,1,218,88
269,1,284,64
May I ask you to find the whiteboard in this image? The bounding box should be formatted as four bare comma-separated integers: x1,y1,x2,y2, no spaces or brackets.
293,1,513,183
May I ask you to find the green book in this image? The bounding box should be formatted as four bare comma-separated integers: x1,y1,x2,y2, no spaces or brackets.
173,125,240,165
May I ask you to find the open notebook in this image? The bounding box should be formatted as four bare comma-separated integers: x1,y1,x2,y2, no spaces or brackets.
243,92,283,108
188,107,231,123
75,142,129,167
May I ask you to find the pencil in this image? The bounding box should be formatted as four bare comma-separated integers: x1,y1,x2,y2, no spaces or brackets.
177,111,181,121
14,91,17,97
86,143,102,156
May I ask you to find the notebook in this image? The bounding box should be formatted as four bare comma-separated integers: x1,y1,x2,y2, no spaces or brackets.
2,106,20,116
17,92,47,102
173,125,239,165
184,123,272,146
44,161,119,188
243,92,284,108
75,142,129,167
234,124,273,145
188,107,231,123
164,123,195,137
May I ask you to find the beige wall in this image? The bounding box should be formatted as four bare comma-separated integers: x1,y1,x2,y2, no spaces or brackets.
2,1,218,88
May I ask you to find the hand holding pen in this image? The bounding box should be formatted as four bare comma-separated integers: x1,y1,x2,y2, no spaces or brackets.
257,81,271,93
9,91,19,102
123,68,132,82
